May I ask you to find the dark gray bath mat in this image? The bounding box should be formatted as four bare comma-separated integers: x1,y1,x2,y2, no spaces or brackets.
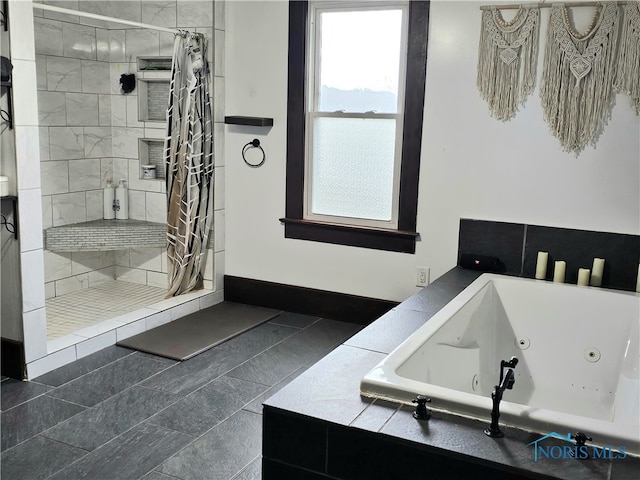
117,302,281,361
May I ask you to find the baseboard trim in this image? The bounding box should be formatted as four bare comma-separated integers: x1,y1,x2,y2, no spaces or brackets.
1,337,25,380
224,276,397,325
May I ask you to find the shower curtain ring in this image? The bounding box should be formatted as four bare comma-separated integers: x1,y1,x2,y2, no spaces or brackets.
242,139,266,168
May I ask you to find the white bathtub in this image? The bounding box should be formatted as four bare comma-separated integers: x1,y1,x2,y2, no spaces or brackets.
361,274,640,456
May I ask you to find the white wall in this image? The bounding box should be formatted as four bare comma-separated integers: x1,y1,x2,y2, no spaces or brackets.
224,0,640,303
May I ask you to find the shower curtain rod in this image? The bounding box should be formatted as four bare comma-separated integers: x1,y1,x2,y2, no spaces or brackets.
32,2,181,35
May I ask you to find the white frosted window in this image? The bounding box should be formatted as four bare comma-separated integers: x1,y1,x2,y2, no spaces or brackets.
311,117,396,221
317,10,402,114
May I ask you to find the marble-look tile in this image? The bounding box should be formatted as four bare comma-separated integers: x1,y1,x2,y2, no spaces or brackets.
125,29,160,59
98,95,111,126
129,247,163,272
43,0,79,23
7,0,35,61
47,354,169,408
88,266,115,287
65,93,99,126
148,376,267,437
33,346,133,387
49,423,192,480
110,95,126,126
214,29,225,77
146,271,167,289
39,127,50,161
16,189,44,252
68,158,101,192
26,347,77,380
108,1,142,23
214,250,224,291
128,189,146,220
49,127,85,160
100,158,114,185
126,94,144,127
42,195,53,230
108,30,126,62
55,273,88,296
112,127,144,158
112,157,129,182
214,165,224,209
33,18,63,56
203,248,213,281
140,471,181,480
86,189,103,221
1,380,51,412
71,251,113,275
177,0,213,27
142,1,177,28
11,60,39,126
159,31,175,56
40,161,68,196
35,55,47,90
0,394,85,451
44,281,55,299
232,457,261,480
115,266,147,285
214,122,224,166
23,308,48,363
46,57,82,92
95,29,110,62
0,435,88,480
213,76,225,123
215,0,225,30
129,159,162,192
159,410,261,480
82,60,111,94
213,209,224,252
43,250,72,282
79,1,110,28
169,298,200,320
84,127,113,158
145,191,166,223
52,192,87,226
15,127,41,190
62,22,97,60
142,323,299,396
43,386,180,451
75,331,117,359
116,318,147,341
37,91,67,127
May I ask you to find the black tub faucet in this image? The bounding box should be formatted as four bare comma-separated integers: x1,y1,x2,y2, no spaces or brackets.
484,356,519,438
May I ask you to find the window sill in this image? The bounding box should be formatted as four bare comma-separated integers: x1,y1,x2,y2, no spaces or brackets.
280,217,418,253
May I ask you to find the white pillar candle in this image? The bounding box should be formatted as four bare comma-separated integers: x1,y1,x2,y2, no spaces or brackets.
636,264,640,293
535,251,548,280
553,261,566,283
590,258,605,287
577,268,590,286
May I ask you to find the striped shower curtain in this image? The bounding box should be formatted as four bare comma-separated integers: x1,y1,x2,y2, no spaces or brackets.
165,33,214,297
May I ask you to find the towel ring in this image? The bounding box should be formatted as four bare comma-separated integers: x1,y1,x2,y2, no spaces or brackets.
242,139,266,168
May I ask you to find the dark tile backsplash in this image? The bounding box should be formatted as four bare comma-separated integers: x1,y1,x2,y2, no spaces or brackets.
459,219,640,291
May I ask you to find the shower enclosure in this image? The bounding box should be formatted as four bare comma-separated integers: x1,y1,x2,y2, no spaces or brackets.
6,0,225,378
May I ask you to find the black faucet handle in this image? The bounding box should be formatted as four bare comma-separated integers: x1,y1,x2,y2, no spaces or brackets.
571,432,593,446
412,395,432,420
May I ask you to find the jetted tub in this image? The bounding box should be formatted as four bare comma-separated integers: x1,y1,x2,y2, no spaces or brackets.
361,274,640,456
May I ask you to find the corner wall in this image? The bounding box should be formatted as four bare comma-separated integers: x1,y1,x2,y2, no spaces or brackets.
224,0,640,303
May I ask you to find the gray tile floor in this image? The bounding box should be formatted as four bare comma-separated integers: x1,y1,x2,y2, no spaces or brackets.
1,310,362,480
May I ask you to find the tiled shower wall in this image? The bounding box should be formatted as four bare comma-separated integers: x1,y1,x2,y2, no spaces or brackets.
34,0,225,298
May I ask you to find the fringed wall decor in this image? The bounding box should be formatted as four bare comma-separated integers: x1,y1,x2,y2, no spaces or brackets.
477,6,540,120
616,2,640,114
540,2,620,155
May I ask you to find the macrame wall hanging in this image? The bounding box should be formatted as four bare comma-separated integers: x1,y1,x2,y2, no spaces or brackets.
540,2,620,155
616,2,640,114
477,6,540,120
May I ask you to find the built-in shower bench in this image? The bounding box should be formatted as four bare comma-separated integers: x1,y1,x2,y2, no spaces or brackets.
44,219,166,252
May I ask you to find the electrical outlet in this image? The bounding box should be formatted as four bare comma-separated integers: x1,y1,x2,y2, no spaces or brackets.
416,267,429,287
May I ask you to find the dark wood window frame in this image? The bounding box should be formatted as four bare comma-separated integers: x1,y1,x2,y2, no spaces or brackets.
280,0,430,254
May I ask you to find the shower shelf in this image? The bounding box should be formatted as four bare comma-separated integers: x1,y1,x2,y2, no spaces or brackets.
44,219,166,252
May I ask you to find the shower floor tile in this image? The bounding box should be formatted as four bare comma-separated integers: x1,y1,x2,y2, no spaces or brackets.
46,281,167,340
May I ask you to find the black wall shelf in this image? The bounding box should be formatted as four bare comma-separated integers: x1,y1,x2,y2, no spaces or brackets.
1,195,18,239
225,116,274,127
